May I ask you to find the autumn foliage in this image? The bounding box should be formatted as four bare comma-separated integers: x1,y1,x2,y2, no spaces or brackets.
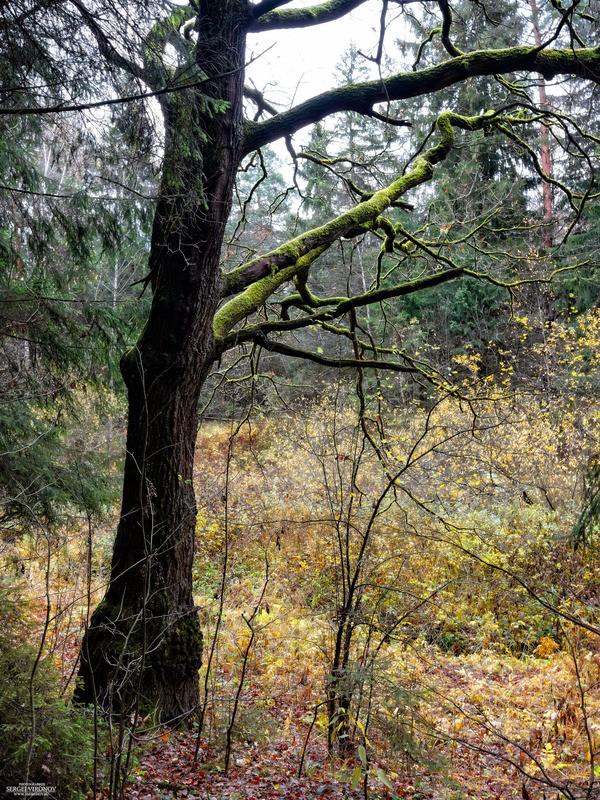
2,309,599,799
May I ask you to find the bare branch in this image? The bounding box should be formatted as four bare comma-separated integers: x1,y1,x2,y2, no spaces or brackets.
250,332,419,372
244,83,280,119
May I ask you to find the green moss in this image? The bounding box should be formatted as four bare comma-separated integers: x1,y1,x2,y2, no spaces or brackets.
216,108,512,344
157,614,203,680
80,592,203,713
216,159,436,341
214,263,294,340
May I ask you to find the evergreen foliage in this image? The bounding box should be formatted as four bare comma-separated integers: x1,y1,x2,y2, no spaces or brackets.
0,0,158,532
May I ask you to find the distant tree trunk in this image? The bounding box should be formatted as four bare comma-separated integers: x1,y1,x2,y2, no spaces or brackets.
76,0,248,722
529,0,553,248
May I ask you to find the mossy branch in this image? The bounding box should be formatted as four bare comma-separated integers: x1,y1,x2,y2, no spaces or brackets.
217,265,467,354
243,46,600,154
250,0,369,30
215,109,497,343
250,333,419,373
413,27,442,71
214,248,328,341
438,0,463,58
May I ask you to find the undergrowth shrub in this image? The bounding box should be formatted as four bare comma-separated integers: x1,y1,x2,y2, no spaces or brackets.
0,581,100,799
193,382,599,791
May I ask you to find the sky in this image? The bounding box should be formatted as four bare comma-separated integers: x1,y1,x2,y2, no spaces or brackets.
245,1,407,108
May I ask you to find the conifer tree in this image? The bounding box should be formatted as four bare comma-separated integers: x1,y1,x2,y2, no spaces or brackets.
0,0,155,532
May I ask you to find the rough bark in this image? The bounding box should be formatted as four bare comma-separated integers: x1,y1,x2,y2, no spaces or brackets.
76,0,249,723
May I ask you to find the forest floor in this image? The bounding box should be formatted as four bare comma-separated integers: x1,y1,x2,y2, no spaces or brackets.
109,696,522,800
9,407,600,800
95,648,586,800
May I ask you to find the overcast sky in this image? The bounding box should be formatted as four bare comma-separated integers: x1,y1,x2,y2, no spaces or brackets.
246,1,407,107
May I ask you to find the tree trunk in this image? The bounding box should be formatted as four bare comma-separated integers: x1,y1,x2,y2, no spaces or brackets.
76,0,248,722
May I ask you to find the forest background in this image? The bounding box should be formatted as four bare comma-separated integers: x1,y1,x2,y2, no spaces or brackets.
1,0,600,799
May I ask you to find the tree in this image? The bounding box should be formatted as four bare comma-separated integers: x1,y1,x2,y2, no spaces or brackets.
0,0,155,536
36,0,598,722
